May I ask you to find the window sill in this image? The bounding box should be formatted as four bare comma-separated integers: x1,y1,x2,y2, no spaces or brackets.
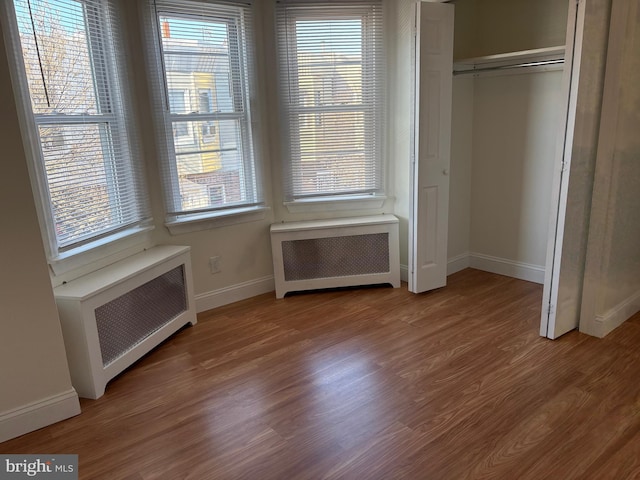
165,206,270,235
284,195,387,214
49,225,155,277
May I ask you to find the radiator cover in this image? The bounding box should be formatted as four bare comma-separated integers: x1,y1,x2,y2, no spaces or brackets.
270,215,401,298
54,246,196,399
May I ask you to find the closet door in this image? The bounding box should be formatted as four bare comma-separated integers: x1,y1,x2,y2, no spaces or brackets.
540,0,588,338
409,1,454,294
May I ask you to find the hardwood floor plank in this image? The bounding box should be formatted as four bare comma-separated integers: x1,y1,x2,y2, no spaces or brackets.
582,428,640,479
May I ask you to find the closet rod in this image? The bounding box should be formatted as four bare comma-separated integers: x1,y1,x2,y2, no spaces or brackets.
453,58,564,76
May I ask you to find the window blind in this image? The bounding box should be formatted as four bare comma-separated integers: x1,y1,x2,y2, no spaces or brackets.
150,0,261,218
276,0,385,201
10,0,150,253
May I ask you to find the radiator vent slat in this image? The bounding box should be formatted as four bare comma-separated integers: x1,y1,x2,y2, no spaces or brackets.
95,265,187,367
282,234,390,281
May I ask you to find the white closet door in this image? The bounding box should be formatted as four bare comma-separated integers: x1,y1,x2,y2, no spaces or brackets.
409,1,454,294
540,0,585,339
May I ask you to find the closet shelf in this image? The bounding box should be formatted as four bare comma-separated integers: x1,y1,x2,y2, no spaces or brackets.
453,46,566,76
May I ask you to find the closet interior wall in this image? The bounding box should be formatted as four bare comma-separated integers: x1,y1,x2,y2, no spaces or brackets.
448,0,570,283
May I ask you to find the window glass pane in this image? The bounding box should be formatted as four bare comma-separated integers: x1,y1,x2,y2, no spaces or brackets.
160,16,237,114
199,89,213,113
14,0,100,115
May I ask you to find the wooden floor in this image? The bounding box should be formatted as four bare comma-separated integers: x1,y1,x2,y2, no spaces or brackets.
3,269,640,479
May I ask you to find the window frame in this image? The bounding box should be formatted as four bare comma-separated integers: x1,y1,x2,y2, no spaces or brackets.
152,3,263,225
1,0,152,267
277,2,386,207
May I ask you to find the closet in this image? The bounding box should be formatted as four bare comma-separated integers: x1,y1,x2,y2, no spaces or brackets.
407,0,582,335
446,0,570,287
407,0,609,339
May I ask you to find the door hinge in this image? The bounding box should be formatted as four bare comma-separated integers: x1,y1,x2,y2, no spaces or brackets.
561,161,568,172
547,304,556,316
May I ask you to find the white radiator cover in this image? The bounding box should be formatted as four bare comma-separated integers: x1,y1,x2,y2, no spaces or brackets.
54,245,197,399
270,215,401,298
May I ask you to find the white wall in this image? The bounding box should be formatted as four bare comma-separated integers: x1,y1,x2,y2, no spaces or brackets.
0,22,80,442
448,77,474,262
581,0,640,337
469,71,563,273
598,4,640,313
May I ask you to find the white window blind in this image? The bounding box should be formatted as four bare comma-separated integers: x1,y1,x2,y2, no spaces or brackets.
9,0,150,254
151,0,261,218
277,1,385,201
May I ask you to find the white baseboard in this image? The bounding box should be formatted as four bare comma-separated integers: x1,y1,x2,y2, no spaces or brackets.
593,290,640,338
0,389,80,443
448,252,471,276
400,252,478,282
195,275,275,313
402,253,471,281
469,252,545,284
400,264,409,283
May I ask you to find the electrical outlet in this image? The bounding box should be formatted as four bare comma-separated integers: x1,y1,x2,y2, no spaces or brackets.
209,256,221,274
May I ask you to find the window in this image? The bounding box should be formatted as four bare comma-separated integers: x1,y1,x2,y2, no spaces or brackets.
208,185,225,206
277,1,385,202
168,89,189,138
199,89,213,113
8,0,150,255
152,0,261,219
198,89,217,144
